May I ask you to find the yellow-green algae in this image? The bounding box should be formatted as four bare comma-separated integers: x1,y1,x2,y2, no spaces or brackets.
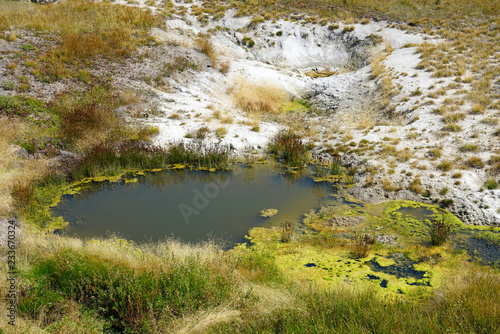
279,100,309,113
260,208,278,218
312,175,343,183
231,227,444,299
232,200,499,299
473,231,500,247
304,199,465,242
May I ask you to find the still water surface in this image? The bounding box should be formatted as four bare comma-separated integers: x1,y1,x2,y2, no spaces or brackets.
53,163,344,244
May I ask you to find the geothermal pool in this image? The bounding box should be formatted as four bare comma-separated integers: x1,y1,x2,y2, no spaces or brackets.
53,162,347,244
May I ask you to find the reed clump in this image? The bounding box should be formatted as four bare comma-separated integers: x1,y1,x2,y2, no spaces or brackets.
268,130,309,167
280,221,293,243
330,155,345,175
167,142,230,168
429,214,452,246
352,232,375,258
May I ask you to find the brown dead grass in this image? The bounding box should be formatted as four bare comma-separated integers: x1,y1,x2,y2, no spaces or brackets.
232,78,289,114
197,36,219,67
0,0,161,79
0,119,21,216
0,0,160,39
0,120,50,217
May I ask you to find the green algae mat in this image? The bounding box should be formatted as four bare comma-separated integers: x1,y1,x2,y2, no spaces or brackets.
231,200,500,298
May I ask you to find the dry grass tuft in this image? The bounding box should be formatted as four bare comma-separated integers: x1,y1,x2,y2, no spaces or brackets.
141,237,225,265
382,178,396,191
356,107,376,129
173,308,241,334
197,35,219,67
0,119,21,215
232,78,289,114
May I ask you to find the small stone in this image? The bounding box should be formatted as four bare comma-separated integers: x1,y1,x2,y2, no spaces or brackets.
9,145,29,159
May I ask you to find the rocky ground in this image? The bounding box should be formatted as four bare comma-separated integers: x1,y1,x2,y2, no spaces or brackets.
1,0,499,225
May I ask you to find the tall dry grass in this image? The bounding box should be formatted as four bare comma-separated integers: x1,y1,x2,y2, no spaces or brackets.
232,78,289,115
0,120,51,218
0,0,160,53
225,0,499,22
197,36,219,67
0,120,20,216
0,0,161,81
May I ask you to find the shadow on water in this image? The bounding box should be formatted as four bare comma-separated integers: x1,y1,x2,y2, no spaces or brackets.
367,253,428,286
453,229,500,266
53,162,347,245
396,207,435,220
396,206,500,267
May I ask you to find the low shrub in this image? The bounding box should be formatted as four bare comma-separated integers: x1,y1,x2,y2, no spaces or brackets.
280,221,293,243
352,232,374,258
268,130,309,167
330,155,344,175
58,87,122,150
429,214,452,246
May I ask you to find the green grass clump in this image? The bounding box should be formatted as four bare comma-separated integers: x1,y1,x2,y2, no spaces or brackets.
0,95,60,151
70,141,168,179
330,158,345,175
269,130,309,167
20,247,234,332
167,142,229,168
484,179,498,190
280,221,293,243
0,95,51,118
